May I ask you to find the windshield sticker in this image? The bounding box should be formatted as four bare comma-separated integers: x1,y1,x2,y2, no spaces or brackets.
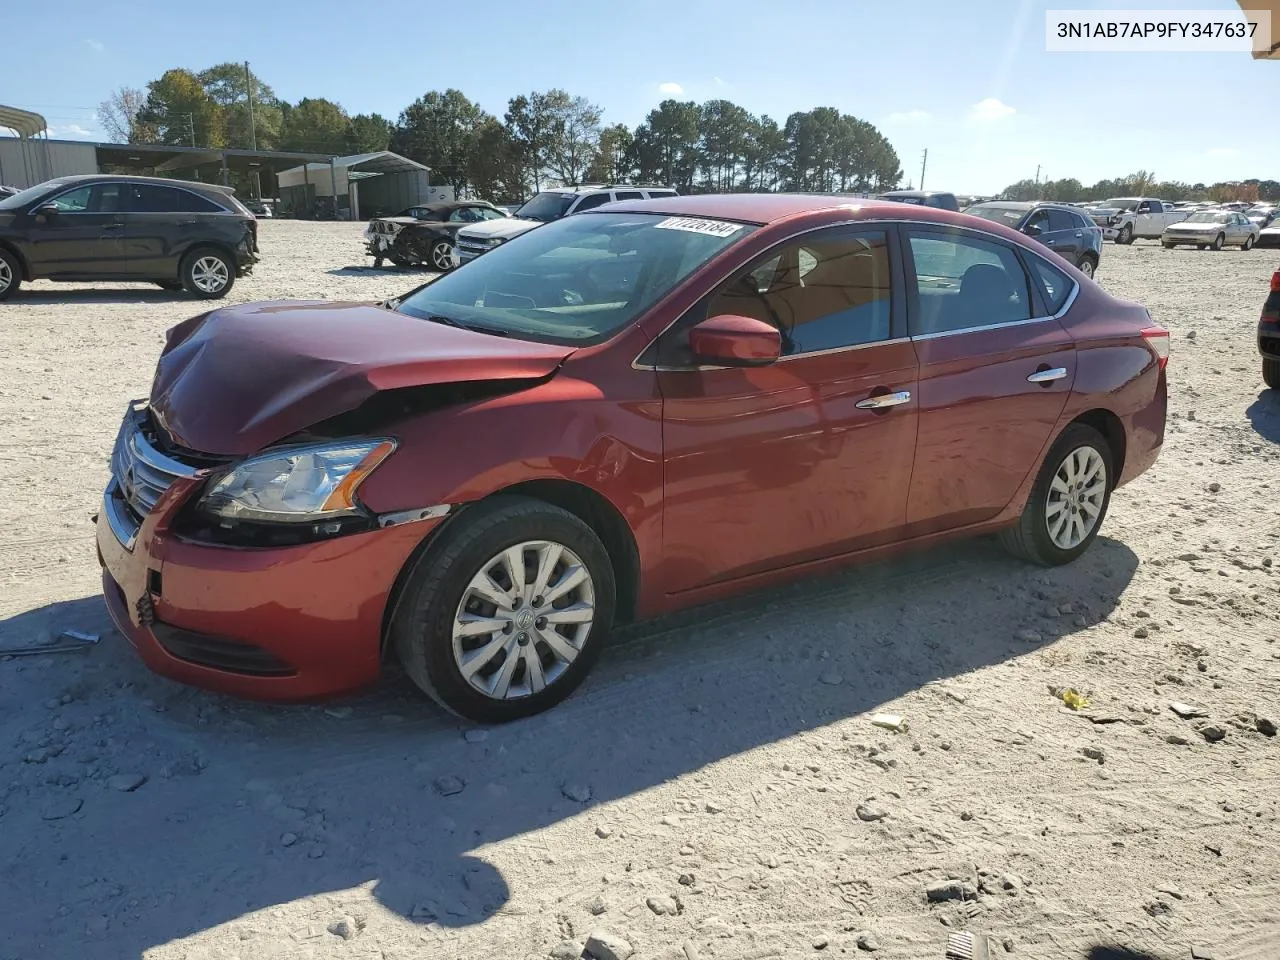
654,217,744,238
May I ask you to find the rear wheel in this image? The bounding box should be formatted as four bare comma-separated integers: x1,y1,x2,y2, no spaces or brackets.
0,248,21,301
998,423,1113,566
392,496,616,723
1265,357,1280,390
1210,233,1224,251
1077,256,1097,278
181,248,235,299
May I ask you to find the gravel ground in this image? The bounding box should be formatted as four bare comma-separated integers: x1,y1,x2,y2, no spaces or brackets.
1,221,1278,960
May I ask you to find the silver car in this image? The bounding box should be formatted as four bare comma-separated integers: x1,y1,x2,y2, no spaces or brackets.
1161,209,1260,251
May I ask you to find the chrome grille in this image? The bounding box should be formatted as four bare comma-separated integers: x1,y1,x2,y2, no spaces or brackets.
104,402,201,548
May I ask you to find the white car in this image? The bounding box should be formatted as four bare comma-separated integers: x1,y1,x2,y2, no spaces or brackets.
453,185,679,265
1086,197,1189,244
1161,209,1260,251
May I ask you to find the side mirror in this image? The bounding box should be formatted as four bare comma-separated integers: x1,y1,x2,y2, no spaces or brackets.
33,202,58,220
688,314,781,367
1024,222,1041,237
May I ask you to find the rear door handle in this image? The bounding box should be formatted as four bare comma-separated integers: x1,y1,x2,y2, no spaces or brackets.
856,390,912,409
1027,367,1068,383
1074,232,1083,237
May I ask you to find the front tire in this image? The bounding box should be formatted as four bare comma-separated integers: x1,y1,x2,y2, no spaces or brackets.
0,247,21,301
392,496,616,723
181,248,235,299
1210,233,1224,251
1242,235,1255,251
430,239,455,272
998,423,1114,566
1265,357,1280,390
1116,224,1133,245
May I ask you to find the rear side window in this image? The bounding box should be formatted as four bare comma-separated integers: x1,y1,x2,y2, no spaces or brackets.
907,231,1032,336
572,193,614,213
1027,256,1075,314
125,184,181,213
178,191,225,213
613,191,644,200
645,190,678,198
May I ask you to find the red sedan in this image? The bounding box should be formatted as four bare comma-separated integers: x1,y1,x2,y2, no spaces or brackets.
97,194,1169,722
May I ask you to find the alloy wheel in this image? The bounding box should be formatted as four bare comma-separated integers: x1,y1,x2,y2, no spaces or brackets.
0,257,11,294
1045,447,1107,550
1078,259,1095,278
191,256,229,293
431,241,454,271
451,540,596,701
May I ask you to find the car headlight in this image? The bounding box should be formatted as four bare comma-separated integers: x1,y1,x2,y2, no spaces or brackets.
199,440,395,523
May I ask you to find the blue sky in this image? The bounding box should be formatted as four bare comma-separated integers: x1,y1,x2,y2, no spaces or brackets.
5,0,1276,193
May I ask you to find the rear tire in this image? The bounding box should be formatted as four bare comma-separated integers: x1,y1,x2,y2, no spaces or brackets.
181,247,235,299
1210,233,1224,251
392,496,616,723
1077,256,1097,279
0,248,21,301
998,423,1114,567
1265,357,1280,390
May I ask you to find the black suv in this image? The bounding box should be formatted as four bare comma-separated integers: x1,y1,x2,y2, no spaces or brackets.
962,200,1104,278
0,175,259,301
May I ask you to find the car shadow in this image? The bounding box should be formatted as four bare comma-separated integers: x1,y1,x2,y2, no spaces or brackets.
12,287,193,304
1246,389,1280,443
0,534,1139,956
327,265,437,277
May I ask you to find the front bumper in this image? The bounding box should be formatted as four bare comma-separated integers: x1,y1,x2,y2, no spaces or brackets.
96,408,445,701
1161,232,1214,245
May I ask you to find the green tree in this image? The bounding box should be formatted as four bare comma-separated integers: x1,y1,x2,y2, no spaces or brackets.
587,124,636,182
467,117,526,202
197,62,282,149
631,100,701,192
393,89,490,196
346,113,392,154
697,99,752,192
742,115,785,191
279,98,350,154
543,92,604,186
138,69,223,147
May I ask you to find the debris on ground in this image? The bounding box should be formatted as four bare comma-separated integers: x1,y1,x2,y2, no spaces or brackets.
870,713,905,731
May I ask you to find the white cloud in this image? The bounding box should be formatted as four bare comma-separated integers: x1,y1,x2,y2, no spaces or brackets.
1207,147,1239,158
887,109,931,124
969,97,1016,122
714,76,727,86
85,39,104,52
658,81,683,95
48,124,96,140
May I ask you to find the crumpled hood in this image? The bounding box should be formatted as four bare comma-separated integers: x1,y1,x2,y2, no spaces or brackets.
150,300,574,456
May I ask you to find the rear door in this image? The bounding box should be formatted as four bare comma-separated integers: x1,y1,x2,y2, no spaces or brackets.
24,181,127,277
121,183,185,277
901,226,1076,535
1044,207,1085,265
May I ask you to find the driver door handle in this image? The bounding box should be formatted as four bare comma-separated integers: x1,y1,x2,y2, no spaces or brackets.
1027,367,1068,383
856,390,911,409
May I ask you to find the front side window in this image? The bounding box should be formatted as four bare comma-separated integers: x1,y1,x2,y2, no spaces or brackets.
478,207,506,220
449,207,483,222
907,230,1032,336
692,230,893,357
48,182,123,213
1023,209,1051,234
394,212,754,346
1047,209,1078,232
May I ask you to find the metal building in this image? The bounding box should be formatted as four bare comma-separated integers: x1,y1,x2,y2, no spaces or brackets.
276,152,450,220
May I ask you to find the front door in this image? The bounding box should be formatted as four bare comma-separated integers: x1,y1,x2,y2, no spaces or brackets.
24,181,126,277
902,226,1076,536
656,226,919,594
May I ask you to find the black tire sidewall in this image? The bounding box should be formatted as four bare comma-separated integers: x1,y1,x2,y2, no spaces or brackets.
1022,424,1114,565
393,498,617,723
1212,234,1224,251
181,248,234,299
1264,358,1280,390
0,248,20,300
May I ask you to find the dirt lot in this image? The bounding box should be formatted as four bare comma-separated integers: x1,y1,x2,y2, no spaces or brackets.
1,221,1278,960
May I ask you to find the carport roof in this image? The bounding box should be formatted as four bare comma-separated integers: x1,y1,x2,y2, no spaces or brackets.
95,142,338,172
278,151,431,178
0,105,48,138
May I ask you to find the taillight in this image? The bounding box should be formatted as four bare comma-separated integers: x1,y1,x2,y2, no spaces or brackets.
1271,269,1280,293
1141,325,1170,370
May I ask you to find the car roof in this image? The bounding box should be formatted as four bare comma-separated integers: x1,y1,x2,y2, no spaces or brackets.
597,192,996,228
35,173,237,196
878,189,954,198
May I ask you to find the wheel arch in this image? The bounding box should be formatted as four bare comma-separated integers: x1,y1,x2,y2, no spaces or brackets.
0,240,31,280
1067,408,1126,482
377,478,642,660
180,240,238,271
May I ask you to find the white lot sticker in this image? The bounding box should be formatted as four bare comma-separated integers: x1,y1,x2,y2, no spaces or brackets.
654,216,744,238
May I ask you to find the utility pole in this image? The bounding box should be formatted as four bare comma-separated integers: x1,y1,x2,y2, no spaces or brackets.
185,113,196,148
919,148,928,191
245,61,260,198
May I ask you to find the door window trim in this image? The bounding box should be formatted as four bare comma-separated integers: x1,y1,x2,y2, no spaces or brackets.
638,222,909,371
632,216,1079,370
899,223,1079,342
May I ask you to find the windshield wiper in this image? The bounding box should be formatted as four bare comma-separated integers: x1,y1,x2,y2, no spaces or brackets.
420,313,510,337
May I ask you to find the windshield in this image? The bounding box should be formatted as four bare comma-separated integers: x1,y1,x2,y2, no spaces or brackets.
514,192,576,222
1184,211,1230,223
0,180,63,211
394,211,755,346
1099,197,1141,210
964,204,1029,224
